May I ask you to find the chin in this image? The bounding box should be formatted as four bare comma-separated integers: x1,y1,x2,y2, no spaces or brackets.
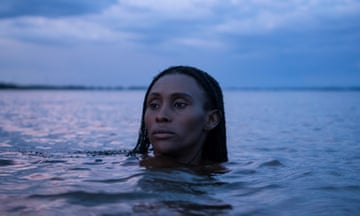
154,147,177,156
152,143,178,155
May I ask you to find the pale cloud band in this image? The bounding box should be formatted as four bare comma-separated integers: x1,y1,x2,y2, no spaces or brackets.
1,0,359,47
0,0,359,87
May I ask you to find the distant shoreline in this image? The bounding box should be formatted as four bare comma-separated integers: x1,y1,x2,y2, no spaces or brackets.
0,82,146,91
0,82,359,91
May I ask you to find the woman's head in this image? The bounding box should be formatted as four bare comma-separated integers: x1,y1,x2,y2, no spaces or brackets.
132,66,227,164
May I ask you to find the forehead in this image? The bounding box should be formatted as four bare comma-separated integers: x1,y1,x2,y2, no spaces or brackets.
149,74,205,98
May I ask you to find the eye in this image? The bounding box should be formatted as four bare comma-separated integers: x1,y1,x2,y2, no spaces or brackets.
174,101,188,109
148,100,160,110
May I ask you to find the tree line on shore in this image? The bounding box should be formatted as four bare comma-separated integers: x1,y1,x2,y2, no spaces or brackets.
0,82,146,90
1,82,359,91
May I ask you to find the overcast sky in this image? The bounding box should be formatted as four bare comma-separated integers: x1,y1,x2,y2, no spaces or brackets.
0,0,359,87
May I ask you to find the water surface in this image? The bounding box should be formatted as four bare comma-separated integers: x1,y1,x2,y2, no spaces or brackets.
1,90,359,215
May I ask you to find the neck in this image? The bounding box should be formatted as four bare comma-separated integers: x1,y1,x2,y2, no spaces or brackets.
177,133,207,165
175,142,204,165
185,148,203,165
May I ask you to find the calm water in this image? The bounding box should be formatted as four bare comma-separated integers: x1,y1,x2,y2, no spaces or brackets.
0,90,359,215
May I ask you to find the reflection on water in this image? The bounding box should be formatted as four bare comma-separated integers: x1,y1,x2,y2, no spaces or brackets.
0,151,234,215
0,91,140,152
1,90,360,215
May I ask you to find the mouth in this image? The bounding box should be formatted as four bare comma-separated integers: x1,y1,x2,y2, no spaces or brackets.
151,129,176,139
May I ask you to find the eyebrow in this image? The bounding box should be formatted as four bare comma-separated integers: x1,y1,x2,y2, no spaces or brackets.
148,92,193,101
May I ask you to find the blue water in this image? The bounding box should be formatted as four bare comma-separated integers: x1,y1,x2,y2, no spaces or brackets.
0,90,359,215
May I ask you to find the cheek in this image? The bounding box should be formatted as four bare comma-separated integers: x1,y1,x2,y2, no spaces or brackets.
144,111,152,129
179,111,206,133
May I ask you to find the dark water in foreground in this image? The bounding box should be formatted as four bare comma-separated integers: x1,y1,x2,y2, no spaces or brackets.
0,90,359,215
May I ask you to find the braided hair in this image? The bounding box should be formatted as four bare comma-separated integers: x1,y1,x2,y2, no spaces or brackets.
130,66,228,163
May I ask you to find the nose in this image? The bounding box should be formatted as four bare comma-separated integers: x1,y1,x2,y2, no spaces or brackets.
155,105,171,123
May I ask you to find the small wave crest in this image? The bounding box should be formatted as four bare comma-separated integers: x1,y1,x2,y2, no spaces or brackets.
7,149,132,159
259,159,284,167
0,159,15,166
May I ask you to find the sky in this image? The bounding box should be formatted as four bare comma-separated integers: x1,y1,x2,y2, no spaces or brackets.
0,0,359,88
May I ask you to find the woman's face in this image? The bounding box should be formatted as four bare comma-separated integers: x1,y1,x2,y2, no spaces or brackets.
144,74,212,162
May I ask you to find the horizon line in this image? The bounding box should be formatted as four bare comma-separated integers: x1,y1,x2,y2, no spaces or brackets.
1,82,360,91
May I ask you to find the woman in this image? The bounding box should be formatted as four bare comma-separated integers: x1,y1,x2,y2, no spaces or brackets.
130,66,228,166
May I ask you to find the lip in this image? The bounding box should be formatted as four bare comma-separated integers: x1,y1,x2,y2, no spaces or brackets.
151,129,176,139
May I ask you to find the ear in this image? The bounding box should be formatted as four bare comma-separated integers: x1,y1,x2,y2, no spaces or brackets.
204,109,221,131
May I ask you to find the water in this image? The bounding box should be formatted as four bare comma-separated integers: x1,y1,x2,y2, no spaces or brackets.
0,90,359,215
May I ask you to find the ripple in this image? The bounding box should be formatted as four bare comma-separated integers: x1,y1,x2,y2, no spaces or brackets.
68,167,91,171
42,160,67,164
234,169,257,175
73,150,129,156
315,185,360,191
161,200,232,215
0,159,15,166
29,191,154,206
259,159,284,167
23,173,53,180
85,173,143,184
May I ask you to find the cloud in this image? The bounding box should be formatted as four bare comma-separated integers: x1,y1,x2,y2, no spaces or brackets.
169,37,226,50
0,16,139,46
0,0,117,18
1,0,360,48
0,0,130,45
0,0,359,87
213,0,360,35
117,0,217,18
